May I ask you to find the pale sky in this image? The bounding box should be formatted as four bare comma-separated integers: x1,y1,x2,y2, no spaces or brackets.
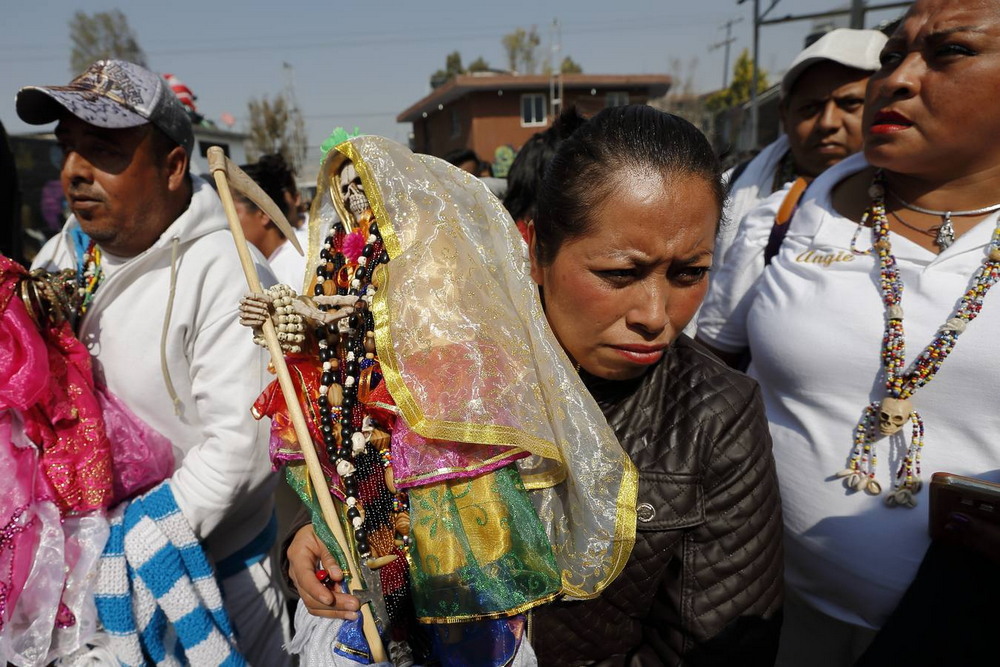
3,0,907,169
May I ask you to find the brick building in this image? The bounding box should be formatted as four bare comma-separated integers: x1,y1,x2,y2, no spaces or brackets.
397,73,672,169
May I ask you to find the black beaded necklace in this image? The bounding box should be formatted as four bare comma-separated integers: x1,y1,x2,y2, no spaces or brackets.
312,218,389,557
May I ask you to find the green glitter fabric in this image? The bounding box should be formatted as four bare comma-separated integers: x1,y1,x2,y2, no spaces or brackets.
407,465,560,622
285,464,347,566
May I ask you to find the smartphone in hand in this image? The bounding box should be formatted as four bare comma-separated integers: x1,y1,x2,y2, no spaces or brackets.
929,472,1000,540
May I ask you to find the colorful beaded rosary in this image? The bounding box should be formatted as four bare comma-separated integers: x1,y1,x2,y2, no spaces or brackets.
310,176,416,623
312,216,391,557
839,171,1000,508
76,240,103,319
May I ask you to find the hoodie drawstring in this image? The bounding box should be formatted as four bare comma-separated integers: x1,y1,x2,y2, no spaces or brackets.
160,237,183,416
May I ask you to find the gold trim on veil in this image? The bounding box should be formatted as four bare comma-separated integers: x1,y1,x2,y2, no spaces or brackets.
309,135,637,600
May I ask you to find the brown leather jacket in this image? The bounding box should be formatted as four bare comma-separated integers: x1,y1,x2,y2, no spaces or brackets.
530,335,784,666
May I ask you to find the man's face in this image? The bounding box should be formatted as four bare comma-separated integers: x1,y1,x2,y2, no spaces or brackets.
55,116,178,257
781,62,871,179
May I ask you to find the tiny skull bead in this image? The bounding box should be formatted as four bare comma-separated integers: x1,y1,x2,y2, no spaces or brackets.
878,397,912,436
351,431,367,455
328,384,344,406
337,459,356,477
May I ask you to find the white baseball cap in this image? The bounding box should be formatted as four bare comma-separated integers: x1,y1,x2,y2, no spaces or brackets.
781,28,888,98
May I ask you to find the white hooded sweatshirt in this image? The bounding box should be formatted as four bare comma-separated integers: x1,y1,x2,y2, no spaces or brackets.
33,175,278,562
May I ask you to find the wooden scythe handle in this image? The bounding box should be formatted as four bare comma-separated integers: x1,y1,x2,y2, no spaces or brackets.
208,146,386,662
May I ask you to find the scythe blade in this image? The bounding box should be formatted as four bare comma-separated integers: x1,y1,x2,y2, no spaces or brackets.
207,149,304,256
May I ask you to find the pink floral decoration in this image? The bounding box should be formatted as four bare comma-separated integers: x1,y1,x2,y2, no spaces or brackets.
342,231,366,263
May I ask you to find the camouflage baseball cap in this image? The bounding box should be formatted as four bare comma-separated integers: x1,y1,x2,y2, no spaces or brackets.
16,59,194,154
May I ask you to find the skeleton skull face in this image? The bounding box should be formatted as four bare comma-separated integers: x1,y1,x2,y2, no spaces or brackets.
339,163,369,220
878,397,912,436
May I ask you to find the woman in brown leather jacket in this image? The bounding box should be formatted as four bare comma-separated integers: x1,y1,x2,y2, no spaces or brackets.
286,106,783,665
520,106,783,665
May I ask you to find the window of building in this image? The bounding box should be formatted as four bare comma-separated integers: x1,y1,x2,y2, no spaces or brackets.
521,94,547,127
606,91,630,107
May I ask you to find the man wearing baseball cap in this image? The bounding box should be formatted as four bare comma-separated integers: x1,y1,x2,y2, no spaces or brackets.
19,60,290,664
715,28,888,269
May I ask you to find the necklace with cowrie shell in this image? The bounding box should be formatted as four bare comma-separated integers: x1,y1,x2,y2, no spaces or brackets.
839,171,1000,508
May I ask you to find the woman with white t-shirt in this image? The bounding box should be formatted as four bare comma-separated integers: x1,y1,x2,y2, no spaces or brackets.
698,0,1000,663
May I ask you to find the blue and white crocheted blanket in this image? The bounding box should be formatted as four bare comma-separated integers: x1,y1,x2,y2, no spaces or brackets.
94,482,245,666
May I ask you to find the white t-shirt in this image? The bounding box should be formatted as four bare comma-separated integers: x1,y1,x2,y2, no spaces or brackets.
267,225,310,290
699,153,1000,628
716,135,790,270
683,136,790,340
698,179,794,349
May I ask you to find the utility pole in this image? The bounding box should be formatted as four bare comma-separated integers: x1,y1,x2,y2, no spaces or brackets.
738,0,777,152
549,18,563,119
282,62,307,171
709,17,743,89
850,0,866,29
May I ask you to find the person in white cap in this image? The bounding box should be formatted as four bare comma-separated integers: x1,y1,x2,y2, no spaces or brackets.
18,60,291,664
716,28,888,267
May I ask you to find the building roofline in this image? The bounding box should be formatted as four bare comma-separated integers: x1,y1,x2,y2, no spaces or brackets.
397,73,673,122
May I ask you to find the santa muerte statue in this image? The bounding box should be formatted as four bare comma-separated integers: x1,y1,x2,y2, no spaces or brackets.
238,135,638,666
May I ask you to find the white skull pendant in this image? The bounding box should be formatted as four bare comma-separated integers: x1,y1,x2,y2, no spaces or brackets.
878,396,913,436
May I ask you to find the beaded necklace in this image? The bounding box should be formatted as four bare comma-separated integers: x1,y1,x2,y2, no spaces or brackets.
311,208,394,559
76,240,103,318
839,172,1000,507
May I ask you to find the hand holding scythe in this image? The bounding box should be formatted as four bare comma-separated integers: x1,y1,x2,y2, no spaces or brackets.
208,147,387,663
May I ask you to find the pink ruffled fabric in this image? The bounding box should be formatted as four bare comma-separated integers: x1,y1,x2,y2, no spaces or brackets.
0,265,47,413
0,257,172,663
0,257,114,514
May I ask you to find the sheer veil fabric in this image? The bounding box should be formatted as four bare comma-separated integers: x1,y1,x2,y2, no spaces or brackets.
308,136,638,601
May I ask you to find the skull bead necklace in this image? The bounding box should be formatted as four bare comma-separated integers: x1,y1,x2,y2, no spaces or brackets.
838,171,1000,508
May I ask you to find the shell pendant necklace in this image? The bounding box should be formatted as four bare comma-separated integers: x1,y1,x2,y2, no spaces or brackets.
839,171,1000,508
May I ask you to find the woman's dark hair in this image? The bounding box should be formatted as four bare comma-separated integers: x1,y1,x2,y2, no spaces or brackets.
239,153,297,219
444,148,480,168
533,105,724,265
503,107,586,223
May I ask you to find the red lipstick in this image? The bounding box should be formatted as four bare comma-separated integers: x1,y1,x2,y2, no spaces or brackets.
870,110,913,134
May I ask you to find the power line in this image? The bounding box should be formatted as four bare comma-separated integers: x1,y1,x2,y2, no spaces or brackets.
1,16,731,63
708,17,743,89
0,14,733,52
